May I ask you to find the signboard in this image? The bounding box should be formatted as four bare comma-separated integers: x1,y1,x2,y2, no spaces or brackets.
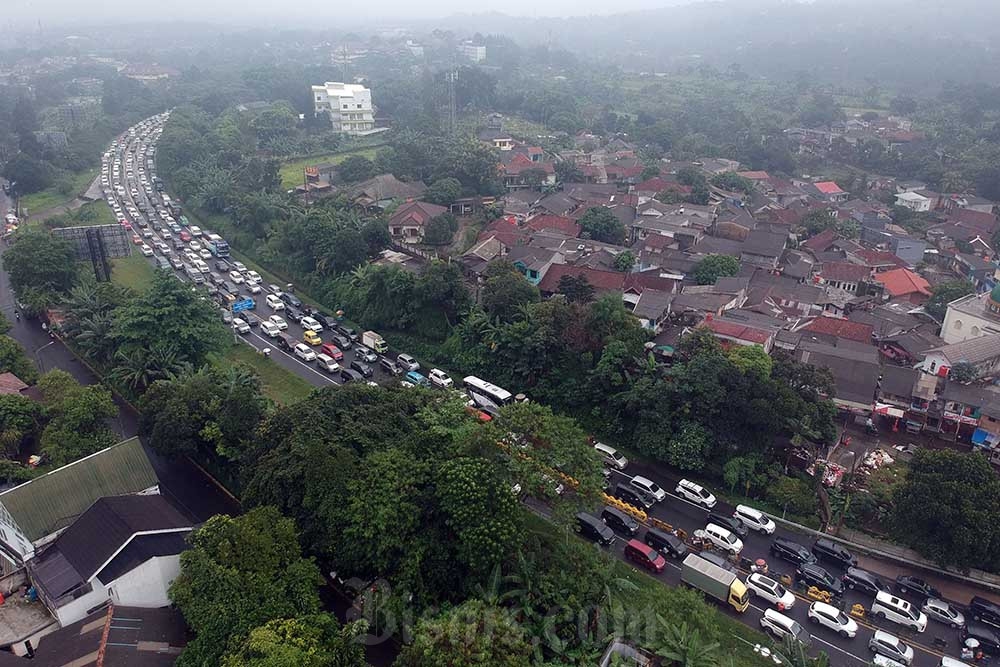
232,299,255,313
52,224,131,282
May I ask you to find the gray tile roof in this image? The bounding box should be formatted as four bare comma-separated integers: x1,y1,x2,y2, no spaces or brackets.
925,334,1000,365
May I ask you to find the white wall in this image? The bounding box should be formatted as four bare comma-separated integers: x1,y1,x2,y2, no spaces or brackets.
54,581,108,626
103,555,180,608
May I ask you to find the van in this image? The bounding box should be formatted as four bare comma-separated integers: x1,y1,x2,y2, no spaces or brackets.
575,513,614,546
644,528,688,560
594,442,628,470
733,505,775,534
316,354,339,373
704,523,743,556
629,475,666,502
759,609,810,648
184,265,204,284
601,506,639,536
872,590,927,633
265,294,285,310
624,539,666,574
406,370,429,387
613,483,654,510
276,333,296,353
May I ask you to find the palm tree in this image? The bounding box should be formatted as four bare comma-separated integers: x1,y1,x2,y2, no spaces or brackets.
108,348,155,393
73,314,115,365
220,364,260,396
771,637,829,667
651,618,721,667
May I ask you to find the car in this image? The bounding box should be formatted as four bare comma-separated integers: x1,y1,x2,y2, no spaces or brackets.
807,600,857,638
154,256,171,270
140,244,154,256
707,512,748,538
331,334,353,350
246,282,261,294
797,563,844,597
320,343,344,361
285,307,305,324
246,270,262,283
232,261,247,273
300,316,323,332
279,292,302,309
428,368,453,388
895,575,940,600
350,360,374,378
215,261,229,272
644,528,688,560
871,590,927,632
922,598,965,629
337,325,359,342
379,357,402,375
261,321,280,337
198,248,212,260
613,483,654,510
704,523,743,556
232,318,250,334
169,256,184,269
405,370,429,387
265,294,285,310
356,347,378,364
576,513,615,546
601,506,639,536
843,567,891,596
220,308,233,325
304,330,322,346
593,442,628,470
812,538,858,570
189,241,202,251
189,225,202,237
624,539,666,574
339,368,365,383
628,475,666,502
745,573,796,610
131,234,142,245
293,343,316,362
674,479,716,508
963,621,1000,656
767,537,816,567
868,630,914,666
970,596,1000,628
179,230,191,242
397,353,419,372
268,315,288,330
315,353,340,373
760,609,811,648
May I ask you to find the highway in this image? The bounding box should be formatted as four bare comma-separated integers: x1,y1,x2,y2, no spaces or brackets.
106,113,991,667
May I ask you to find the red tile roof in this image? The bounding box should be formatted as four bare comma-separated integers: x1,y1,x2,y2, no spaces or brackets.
738,170,770,180
389,200,448,226
525,214,581,237
701,319,772,345
625,271,678,293
818,261,872,283
950,208,999,233
641,233,673,250
537,264,626,294
636,177,691,194
802,316,874,344
814,181,844,195
853,249,907,269
801,228,838,253
873,268,931,298
0,372,28,395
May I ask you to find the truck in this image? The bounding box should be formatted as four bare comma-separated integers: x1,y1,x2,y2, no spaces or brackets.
361,331,388,354
680,553,749,613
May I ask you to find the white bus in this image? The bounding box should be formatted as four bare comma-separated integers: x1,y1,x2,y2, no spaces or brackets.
463,376,513,411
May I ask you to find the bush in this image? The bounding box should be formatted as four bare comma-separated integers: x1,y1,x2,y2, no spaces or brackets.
766,476,817,518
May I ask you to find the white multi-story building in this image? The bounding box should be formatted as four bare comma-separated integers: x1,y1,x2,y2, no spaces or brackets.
459,42,487,63
311,82,376,135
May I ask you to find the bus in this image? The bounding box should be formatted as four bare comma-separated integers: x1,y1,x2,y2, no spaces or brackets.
206,233,230,258
463,376,513,411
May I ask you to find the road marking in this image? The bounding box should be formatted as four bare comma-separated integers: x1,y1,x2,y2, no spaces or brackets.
809,634,871,665
242,331,340,385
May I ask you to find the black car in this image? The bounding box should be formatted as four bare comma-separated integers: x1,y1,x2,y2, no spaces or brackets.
242,312,260,328
276,333,296,353
380,357,403,375
336,325,359,341
215,260,229,272
770,537,818,566
331,333,353,350
895,574,940,600
285,306,305,324
350,360,374,378
644,528,688,559
576,513,615,546
698,550,736,572
842,567,891,596
613,483,653,510
279,292,303,309
707,512,748,537
964,621,1000,656
970,596,1000,628
796,563,844,597
601,506,640,536
309,311,336,330
172,238,186,250
339,368,365,384
812,538,857,569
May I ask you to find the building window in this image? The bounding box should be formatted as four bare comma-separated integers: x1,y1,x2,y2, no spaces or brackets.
954,319,963,330
972,326,982,337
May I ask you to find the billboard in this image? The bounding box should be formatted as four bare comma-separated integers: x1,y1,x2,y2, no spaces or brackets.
52,224,131,282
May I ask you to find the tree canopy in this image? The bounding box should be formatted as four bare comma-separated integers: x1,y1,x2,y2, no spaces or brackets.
692,255,740,285
577,207,625,244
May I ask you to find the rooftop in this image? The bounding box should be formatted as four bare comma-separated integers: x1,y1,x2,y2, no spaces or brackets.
925,335,1000,366
873,268,931,298
801,316,874,344
813,181,845,195
819,261,871,283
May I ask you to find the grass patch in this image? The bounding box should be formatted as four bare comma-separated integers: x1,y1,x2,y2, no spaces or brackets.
218,343,314,405
20,168,98,217
278,148,379,190
42,200,117,229
111,253,157,292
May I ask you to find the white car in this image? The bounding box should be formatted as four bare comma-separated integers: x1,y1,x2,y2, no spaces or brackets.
428,368,453,388
294,343,316,362
232,261,247,273
189,241,202,251
675,479,717,508
140,244,154,256
808,601,858,638
229,270,245,284
594,442,628,470
189,225,203,237
266,294,285,310
745,573,795,610
246,270,262,283
268,315,288,330
184,250,198,263
246,282,261,294
629,475,666,502
260,321,280,337
232,318,250,334
198,249,212,260
300,316,323,332
703,523,743,555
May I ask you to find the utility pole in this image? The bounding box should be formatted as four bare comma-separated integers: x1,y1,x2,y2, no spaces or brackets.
341,44,350,83
446,70,458,136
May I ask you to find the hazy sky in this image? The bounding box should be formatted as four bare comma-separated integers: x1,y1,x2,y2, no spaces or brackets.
9,0,696,25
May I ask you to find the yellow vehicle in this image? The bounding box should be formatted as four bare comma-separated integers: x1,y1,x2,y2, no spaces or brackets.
304,330,322,346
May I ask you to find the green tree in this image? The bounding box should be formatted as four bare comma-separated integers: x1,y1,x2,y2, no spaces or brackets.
396,599,532,667
221,614,368,667
557,274,596,304
675,166,707,187
925,280,975,321
891,449,1000,570
480,260,539,323
170,507,323,667
2,154,56,194
692,254,740,285
3,228,77,297
0,336,39,384
641,165,662,181
0,394,42,458
801,209,835,236
651,619,720,667
337,155,377,183
422,212,459,246
767,476,818,518
577,207,625,244
36,369,117,466
709,171,753,194
728,345,773,381
424,177,463,206
613,250,636,273
949,360,978,383
663,422,710,471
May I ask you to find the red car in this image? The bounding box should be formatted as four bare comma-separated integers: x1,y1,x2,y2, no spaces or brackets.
179,230,192,242
624,539,666,573
131,234,143,245
320,343,343,361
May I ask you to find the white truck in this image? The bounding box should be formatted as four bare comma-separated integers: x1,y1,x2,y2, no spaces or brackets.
361,331,388,354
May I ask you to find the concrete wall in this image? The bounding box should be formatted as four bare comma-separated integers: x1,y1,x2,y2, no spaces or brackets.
54,582,108,627
105,555,179,608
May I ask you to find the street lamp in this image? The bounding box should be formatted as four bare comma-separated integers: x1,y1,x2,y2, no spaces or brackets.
33,340,55,373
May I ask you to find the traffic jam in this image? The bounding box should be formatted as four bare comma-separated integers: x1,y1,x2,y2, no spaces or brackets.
105,114,995,667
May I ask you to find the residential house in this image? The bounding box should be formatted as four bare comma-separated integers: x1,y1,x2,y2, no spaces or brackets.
945,194,995,215
478,114,513,150
739,229,787,269
799,350,880,413
537,265,627,297
816,261,872,296
941,288,1000,344
804,181,850,203
948,253,995,292
797,316,874,345
460,236,506,276
894,191,932,212
525,214,581,237
387,200,448,243
499,153,556,190
631,290,675,333
939,382,1000,443
747,270,825,318
27,495,192,627
879,365,919,413
919,335,1000,380
850,249,907,273
873,268,931,304
337,174,426,210
700,317,775,351
801,229,839,255
508,245,562,286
